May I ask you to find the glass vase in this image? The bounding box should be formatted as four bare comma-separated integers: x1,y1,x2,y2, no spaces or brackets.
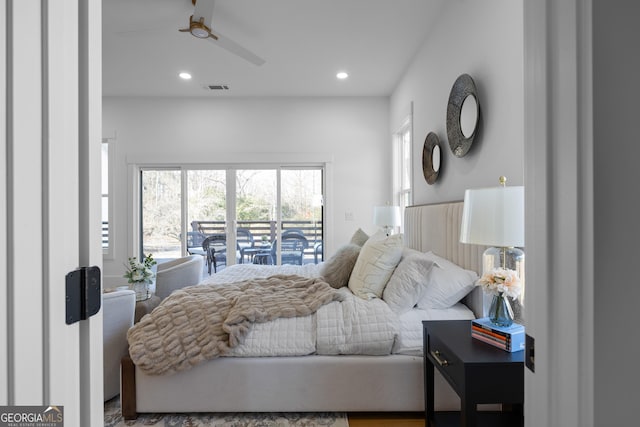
489,292,514,327
131,281,150,302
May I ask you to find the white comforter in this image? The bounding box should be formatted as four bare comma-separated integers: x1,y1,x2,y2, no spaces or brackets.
200,263,473,357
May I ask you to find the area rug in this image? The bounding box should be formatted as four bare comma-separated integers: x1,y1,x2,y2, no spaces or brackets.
104,397,349,427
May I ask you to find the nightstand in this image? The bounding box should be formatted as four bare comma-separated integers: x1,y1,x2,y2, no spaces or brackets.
423,320,524,427
134,295,161,323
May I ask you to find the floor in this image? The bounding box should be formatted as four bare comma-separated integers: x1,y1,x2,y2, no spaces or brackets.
347,413,424,427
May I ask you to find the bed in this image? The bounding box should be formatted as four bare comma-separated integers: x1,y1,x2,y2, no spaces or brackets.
121,201,488,419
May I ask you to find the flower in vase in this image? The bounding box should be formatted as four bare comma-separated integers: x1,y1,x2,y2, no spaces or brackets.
477,267,522,299
123,253,157,284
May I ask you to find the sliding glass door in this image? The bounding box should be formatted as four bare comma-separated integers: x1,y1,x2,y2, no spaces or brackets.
140,166,324,270
140,169,181,259
281,168,323,263
235,170,277,264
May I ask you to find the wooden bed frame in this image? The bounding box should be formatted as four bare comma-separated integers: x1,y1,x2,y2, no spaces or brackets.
121,202,487,419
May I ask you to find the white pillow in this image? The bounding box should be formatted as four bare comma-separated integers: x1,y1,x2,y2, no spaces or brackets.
382,253,436,314
348,232,404,300
416,251,478,309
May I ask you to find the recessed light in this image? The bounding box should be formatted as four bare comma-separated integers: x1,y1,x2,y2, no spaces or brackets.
179,72,192,80
336,71,349,80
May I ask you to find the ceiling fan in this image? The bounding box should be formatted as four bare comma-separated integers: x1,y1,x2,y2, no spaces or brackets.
179,0,265,66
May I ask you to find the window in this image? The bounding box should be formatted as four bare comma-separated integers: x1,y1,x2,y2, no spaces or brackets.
393,116,413,230
101,140,113,256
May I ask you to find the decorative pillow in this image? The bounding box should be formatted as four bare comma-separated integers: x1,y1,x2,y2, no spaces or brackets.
416,251,478,309
349,228,370,247
320,244,362,289
348,232,404,300
382,253,436,314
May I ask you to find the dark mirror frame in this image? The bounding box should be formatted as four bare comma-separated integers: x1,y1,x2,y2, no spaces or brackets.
422,132,441,185
446,74,480,157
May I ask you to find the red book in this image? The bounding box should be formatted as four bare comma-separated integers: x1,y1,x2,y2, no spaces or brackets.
472,325,507,342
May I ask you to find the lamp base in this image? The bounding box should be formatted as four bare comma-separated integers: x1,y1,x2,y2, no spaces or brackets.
381,226,393,237
482,246,524,273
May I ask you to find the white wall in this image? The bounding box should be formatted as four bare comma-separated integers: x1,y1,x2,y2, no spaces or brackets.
593,1,640,424
102,0,525,286
102,96,390,285
391,0,524,204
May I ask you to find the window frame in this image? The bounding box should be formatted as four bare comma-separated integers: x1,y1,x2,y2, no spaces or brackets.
393,114,413,232
101,138,115,259
136,164,326,267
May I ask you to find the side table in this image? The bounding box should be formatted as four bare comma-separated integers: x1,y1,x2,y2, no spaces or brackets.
134,295,161,323
423,320,524,427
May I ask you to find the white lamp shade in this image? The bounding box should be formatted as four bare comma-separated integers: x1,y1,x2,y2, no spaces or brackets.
460,186,524,247
373,205,401,227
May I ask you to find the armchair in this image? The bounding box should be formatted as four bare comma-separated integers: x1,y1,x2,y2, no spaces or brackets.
155,255,204,300
102,289,135,401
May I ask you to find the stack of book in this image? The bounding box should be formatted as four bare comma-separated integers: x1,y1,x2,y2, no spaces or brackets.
471,317,525,353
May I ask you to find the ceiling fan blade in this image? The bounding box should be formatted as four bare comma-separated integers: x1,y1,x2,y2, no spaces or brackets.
193,0,216,28
114,28,171,37
207,31,266,66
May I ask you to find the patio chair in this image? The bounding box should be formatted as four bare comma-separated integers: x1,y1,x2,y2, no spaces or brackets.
282,228,305,237
186,231,207,256
270,233,309,265
202,234,228,274
237,228,255,263
314,242,324,264
203,234,242,274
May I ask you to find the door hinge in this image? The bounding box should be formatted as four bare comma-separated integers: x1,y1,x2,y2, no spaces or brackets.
65,266,101,325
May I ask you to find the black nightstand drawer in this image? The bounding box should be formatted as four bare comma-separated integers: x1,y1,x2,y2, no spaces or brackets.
423,320,524,427
427,334,463,391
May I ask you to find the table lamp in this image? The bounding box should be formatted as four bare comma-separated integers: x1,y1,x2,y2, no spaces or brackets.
460,176,524,273
373,205,401,236
460,177,525,325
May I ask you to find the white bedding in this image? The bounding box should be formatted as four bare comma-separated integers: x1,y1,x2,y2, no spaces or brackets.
205,264,323,357
200,263,474,358
392,304,475,355
201,263,322,285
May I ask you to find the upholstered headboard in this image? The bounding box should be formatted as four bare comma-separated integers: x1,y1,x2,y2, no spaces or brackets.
404,202,490,317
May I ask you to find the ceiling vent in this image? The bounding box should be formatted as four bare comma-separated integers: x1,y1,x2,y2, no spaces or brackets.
204,84,230,91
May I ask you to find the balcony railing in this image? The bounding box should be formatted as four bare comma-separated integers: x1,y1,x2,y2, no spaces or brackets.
190,220,323,263
102,221,109,249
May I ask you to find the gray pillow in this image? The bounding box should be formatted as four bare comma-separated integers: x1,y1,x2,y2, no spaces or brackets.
349,228,369,247
383,254,436,314
320,244,362,289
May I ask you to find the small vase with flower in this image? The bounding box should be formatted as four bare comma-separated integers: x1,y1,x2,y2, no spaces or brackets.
124,253,157,301
477,267,523,327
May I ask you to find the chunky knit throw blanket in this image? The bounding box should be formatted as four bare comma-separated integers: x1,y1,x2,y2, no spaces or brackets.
127,274,344,375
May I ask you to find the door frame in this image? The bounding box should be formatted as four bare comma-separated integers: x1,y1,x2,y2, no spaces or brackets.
523,1,594,426
2,0,103,425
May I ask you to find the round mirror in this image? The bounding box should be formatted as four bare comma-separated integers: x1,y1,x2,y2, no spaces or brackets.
432,145,441,172
460,94,478,138
422,132,441,185
446,74,480,157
